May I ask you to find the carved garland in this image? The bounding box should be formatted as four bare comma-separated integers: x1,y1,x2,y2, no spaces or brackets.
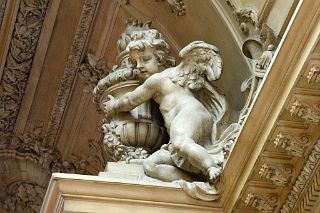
0,0,49,142
281,139,320,212
43,0,98,147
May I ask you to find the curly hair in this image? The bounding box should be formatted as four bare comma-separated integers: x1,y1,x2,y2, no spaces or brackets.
126,29,175,68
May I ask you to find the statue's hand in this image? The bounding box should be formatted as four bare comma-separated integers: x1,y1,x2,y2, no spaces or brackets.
103,95,116,117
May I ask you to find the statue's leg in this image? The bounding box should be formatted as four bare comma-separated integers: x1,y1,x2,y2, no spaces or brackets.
171,137,221,181
143,149,194,182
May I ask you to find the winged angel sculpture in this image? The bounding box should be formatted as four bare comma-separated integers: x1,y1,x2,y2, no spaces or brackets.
104,30,239,200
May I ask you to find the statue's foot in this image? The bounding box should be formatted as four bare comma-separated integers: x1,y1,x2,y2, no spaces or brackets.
207,166,221,182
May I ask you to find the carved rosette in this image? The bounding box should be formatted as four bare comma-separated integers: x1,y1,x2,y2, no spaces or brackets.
2,182,45,213
273,132,308,157
307,65,320,83
245,192,277,213
93,19,169,162
290,100,320,125
259,163,293,186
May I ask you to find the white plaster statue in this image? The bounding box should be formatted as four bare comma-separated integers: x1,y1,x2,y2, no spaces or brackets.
104,33,238,200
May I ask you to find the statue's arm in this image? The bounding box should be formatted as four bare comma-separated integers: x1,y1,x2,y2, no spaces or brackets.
105,80,157,115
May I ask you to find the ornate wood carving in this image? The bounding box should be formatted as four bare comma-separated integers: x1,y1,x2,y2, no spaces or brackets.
157,0,186,16
245,192,277,213
290,99,320,125
273,132,308,157
307,65,320,83
0,0,7,28
43,0,98,147
2,182,45,213
281,139,320,212
259,163,293,186
0,0,49,143
0,121,89,174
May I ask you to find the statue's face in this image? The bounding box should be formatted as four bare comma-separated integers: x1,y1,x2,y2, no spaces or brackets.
130,47,159,80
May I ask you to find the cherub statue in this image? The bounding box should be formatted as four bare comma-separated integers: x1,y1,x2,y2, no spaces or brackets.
104,33,236,200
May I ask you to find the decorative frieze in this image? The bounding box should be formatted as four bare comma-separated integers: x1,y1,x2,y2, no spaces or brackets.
307,65,320,83
281,139,320,212
273,132,307,157
2,182,45,213
245,192,277,213
290,100,320,125
259,163,293,186
0,0,49,141
43,0,98,147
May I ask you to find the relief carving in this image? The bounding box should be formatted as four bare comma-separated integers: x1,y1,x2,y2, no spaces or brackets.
156,0,186,16
307,65,320,83
245,192,277,213
0,0,49,141
290,100,320,125
273,132,308,157
2,182,45,213
281,139,320,212
259,163,293,186
43,0,98,147
0,121,89,174
78,53,109,92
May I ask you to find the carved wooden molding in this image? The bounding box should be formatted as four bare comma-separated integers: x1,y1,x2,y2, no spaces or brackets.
43,0,98,148
281,139,320,212
245,192,277,213
0,0,49,142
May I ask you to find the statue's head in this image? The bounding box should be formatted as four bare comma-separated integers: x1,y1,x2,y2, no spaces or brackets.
126,29,175,80
179,41,223,81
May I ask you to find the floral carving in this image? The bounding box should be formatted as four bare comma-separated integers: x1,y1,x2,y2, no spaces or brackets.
157,0,186,16
0,121,89,174
245,192,277,213
2,182,45,213
307,65,320,83
0,0,49,141
102,121,149,162
290,100,320,125
273,132,308,157
78,53,109,92
259,163,293,186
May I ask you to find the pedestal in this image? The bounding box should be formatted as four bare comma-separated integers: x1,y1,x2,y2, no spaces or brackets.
41,172,222,212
